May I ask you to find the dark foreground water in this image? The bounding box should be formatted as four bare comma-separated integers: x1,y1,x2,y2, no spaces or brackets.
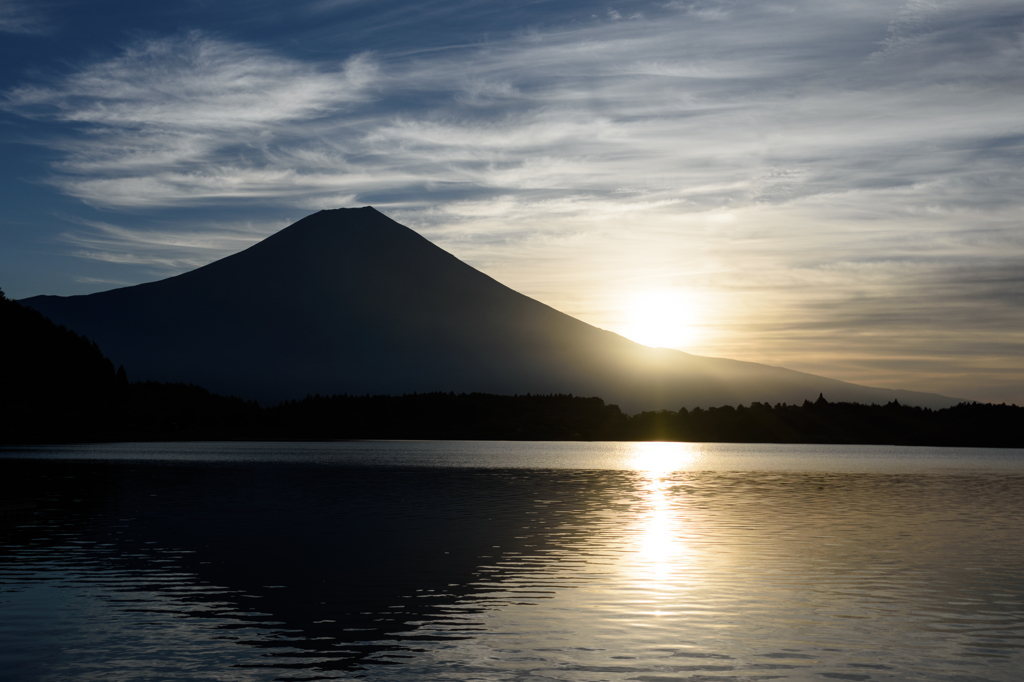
1,442,1022,681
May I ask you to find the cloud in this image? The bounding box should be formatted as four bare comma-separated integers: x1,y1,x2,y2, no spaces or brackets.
12,33,376,128
9,5,1021,216
6,31,377,204
56,216,289,272
0,0,49,34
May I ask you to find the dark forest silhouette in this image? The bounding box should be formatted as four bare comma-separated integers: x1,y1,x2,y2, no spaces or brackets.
2,289,1021,447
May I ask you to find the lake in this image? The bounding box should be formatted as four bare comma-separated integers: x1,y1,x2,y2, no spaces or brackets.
1,441,1023,681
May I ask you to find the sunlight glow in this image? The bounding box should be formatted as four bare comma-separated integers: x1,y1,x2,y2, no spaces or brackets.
621,290,699,349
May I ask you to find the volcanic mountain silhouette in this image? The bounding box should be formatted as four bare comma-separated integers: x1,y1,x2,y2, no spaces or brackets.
23,207,957,411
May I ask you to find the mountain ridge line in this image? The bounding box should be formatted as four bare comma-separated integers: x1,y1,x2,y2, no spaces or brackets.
20,206,959,412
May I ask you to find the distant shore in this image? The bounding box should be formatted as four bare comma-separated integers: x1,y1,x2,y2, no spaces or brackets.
3,387,1022,448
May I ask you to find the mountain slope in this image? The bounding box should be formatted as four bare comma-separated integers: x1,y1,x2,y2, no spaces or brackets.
22,207,958,411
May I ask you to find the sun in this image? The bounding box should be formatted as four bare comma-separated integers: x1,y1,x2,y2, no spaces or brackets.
621,290,698,349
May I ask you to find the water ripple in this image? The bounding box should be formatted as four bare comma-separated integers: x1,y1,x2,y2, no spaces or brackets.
1,445,1023,680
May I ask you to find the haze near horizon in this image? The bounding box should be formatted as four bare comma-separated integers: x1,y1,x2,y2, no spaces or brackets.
1,0,1021,404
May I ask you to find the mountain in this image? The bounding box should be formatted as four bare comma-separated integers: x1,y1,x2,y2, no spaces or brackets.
21,207,958,412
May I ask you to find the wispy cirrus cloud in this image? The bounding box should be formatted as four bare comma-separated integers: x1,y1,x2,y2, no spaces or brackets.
7,31,377,203
0,0,49,34
12,36,377,129
56,216,289,272
7,4,1022,215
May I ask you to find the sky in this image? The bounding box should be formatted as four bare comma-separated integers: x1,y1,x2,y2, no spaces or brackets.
1,0,1022,404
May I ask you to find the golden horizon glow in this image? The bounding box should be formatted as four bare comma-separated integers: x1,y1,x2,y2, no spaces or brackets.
620,290,700,350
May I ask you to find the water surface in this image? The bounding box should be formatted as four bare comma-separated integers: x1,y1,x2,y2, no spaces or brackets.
1,442,1022,681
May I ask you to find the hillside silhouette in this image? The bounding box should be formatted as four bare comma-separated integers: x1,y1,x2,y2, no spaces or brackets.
21,207,958,412
2,291,1020,447
1,287,125,441
1,289,256,442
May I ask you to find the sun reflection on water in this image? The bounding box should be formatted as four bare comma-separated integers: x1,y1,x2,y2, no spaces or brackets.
618,442,704,619
622,441,705,475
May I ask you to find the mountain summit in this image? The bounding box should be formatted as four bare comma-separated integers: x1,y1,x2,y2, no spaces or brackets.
23,207,957,411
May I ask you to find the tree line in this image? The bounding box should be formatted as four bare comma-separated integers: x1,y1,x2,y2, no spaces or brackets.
2,289,1021,446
